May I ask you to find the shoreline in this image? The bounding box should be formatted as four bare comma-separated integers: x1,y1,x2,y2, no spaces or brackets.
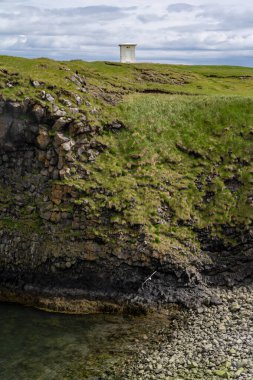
1,284,252,379
0,286,150,315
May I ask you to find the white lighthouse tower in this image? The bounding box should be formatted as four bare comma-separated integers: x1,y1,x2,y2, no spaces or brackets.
119,43,137,63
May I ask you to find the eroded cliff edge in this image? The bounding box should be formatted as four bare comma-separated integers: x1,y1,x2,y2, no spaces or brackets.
0,57,252,312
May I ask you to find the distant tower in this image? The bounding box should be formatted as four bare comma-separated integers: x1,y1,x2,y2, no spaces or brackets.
119,43,137,63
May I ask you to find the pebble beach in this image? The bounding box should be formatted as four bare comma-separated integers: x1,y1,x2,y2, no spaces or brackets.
112,285,253,380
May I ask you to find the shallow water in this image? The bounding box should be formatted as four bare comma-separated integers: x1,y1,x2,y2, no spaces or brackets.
0,302,155,380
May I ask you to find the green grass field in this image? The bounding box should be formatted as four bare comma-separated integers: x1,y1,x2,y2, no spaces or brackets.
0,55,252,256
1,55,253,99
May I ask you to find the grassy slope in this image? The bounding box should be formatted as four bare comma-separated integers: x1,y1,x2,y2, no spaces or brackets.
0,56,252,257
96,95,253,251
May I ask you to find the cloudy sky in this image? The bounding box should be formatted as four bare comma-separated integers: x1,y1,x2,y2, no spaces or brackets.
0,0,252,66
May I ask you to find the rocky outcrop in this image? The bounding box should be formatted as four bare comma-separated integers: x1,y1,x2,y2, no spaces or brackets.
0,98,252,312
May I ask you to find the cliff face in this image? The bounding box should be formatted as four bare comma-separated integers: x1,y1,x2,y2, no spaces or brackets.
0,99,190,308
0,57,252,311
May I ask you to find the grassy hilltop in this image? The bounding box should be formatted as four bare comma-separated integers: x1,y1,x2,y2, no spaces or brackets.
0,56,252,259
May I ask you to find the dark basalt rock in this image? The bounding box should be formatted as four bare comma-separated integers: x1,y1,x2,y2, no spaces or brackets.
0,101,40,151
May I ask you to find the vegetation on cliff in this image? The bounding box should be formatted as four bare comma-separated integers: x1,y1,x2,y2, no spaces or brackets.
0,55,252,267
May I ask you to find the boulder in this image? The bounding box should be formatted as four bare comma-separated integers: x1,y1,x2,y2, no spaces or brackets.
74,94,82,106
31,80,41,88
51,187,63,205
69,107,79,114
46,93,55,103
36,128,50,150
54,132,69,147
6,102,23,117
61,99,72,107
62,141,74,152
32,104,45,122
53,117,70,131
54,109,67,117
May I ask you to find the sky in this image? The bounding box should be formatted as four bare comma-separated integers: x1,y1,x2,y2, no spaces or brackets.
0,0,252,66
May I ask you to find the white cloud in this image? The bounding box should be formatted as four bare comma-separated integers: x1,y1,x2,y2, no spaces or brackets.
167,3,196,12
0,1,252,66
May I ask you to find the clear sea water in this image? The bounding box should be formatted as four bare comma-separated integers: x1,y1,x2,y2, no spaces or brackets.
0,302,153,380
